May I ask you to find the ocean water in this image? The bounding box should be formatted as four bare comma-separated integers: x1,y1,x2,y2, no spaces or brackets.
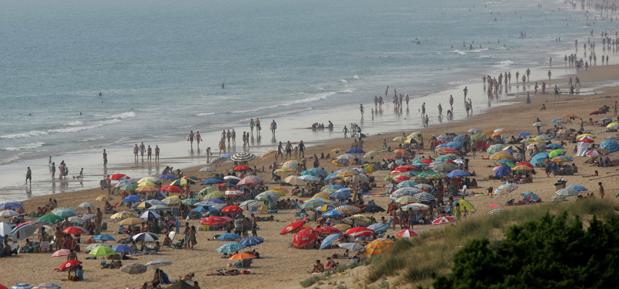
0,0,617,201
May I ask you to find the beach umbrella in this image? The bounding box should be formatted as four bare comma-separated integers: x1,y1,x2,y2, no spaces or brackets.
283,175,303,186
322,209,343,218
159,174,176,180
415,170,441,180
161,185,184,194
202,177,224,185
237,175,263,186
447,169,471,178
512,164,533,172
395,229,417,239
109,173,129,180
600,139,619,153
10,284,33,289
329,188,352,200
0,222,12,237
365,239,394,256
335,205,361,215
138,177,160,184
161,196,181,206
555,188,578,198
132,232,158,242
345,227,374,238
364,203,385,213
320,233,342,249
302,167,328,178
390,187,422,199
89,245,115,257
120,263,147,274
57,259,81,271
291,227,319,249
77,202,93,209
486,144,504,154
607,122,619,129
432,216,457,225
203,191,225,200
224,190,244,198
216,242,243,254
414,183,434,192
233,165,251,172
240,236,264,247
397,180,417,188
123,195,141,203
255,191,280,202
367,223,389,234
567,184,588,193
395,195,416,205
223,175,241,182
230,152,256,162
221,205,243,214
401,203,429,212
51,249,71,258
495,183,518,194
32,283,61,289
228,252,256,260
10,221,36,240
490,151,514,161
280,219,306,235
493,166,512,178
140,210,161,221
0,202,23,210
332,223,351,232
301,198,331,210
298,175,321,183
110,211,136,220
113,245,134,254
93,234,115,242
413,192,436,203
51,208,75,218
314,226,341,236
521,192,541,203
63,226,86,235
0,210,18,218
338,242,364,252
216,233,241,241
239,200,263,212
200,216,233,226
548,149,566,158
145,259,173,268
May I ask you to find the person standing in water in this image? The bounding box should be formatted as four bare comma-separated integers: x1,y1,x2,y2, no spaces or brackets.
155,145,160,162
421,102,426,116
147,145,152,162
133,144,139,161
255,118,261,136
249,119,255,134
195,131,202,147
449,94,454,111
102,149,108,167
139,142,146,161
270,120,277,135
25,167,32,185
359,104,364,118
188,130,194,147
51,162,56,179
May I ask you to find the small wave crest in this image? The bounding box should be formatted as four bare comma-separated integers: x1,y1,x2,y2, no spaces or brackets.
495,60,515,68
0,130,48,139
3,142,45,151
108,111,136,119
452,50,467,55
230,91,336,114
196,112,216,117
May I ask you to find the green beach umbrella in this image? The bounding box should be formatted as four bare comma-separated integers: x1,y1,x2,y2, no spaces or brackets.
204,191,225,200
38,213,64,224
548,149,566,158
89,245,115,257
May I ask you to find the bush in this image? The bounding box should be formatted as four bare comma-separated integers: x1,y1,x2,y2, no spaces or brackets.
434,213,619,289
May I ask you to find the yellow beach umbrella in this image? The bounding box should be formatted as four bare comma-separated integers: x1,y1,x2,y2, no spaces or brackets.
365,239,394,256
119,217,144,226
311,192,330,200
162,196,181,206
333,224,351,232
110,211,136,220
607,122,619,129
490,151,514,161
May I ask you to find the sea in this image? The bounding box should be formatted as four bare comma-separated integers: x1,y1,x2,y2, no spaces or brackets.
1,0,618,201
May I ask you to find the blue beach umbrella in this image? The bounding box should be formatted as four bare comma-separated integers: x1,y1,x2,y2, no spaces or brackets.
216,233,240,241
447,169,471,178
202,178,224,185
600,139,619,153
367,223,389,234
114,244,134,254
329,188,352,200
51,208,76,218
0,202,23,210
240,236,264,247
320,233,342,250
216,242,242,254
123,195,141,203
93,234,115,242
322,209,343,218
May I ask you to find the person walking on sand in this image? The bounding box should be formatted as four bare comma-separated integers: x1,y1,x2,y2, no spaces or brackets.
598,182,605,199
188,130,194,147
206,147,211,163
25,167,32,185
298,140,305,158
270,120,277,135
155,145,160,162
102,149,108,167
463,86,468,99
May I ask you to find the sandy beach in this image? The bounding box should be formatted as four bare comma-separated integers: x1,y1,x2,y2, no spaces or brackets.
1,58,618,289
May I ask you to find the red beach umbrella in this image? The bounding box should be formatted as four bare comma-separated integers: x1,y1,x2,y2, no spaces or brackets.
314,226,341,236
221,205,243,214
395,229,417,239
291,227,319,249
63,226,87,235
345,227,374,238
109,173,129,180
233,165,251,172
393,165,415,173
280,219,306,235
161,185,184,194
200,216,233,226
432,215,457,225
57,259,81,271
